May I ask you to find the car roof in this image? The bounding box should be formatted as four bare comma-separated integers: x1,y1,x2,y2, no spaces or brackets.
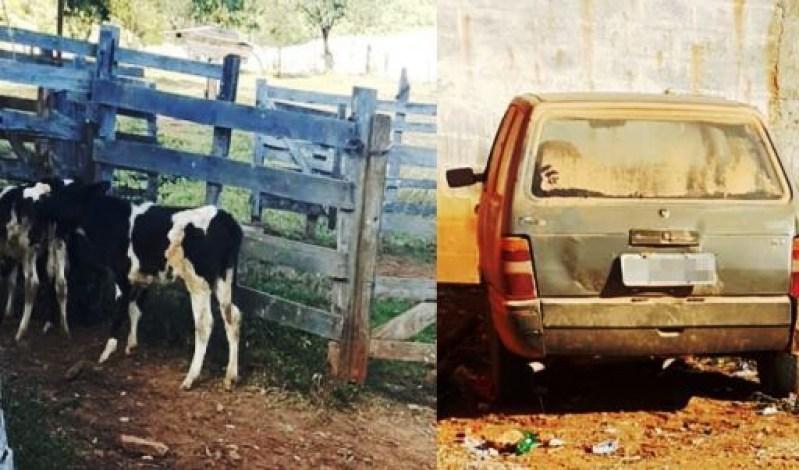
519,92,754,109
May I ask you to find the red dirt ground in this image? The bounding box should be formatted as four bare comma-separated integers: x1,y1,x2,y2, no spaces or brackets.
437,285,799,469
0,325,435,469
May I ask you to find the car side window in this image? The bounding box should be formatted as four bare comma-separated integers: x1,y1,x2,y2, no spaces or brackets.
483,106,518,193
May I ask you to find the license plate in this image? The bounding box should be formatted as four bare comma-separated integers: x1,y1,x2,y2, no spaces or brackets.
620,253,717,287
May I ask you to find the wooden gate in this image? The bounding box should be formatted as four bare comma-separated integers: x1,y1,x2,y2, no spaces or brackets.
0,24,437,383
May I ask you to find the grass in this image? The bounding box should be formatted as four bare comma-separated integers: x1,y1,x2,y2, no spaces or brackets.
1,381,82,469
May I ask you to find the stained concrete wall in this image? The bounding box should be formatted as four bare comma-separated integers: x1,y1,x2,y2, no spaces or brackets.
437,0,799,282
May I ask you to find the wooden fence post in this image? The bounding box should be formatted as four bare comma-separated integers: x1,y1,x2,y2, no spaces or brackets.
385,68,409,206
330,87,390,383
250,78,270,222
205,54,240,206
326,102,348,230
144,82,159,201
91,24,120,183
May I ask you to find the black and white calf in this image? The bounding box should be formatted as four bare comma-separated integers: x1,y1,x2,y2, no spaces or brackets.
0,179,72,341
43,182,243,390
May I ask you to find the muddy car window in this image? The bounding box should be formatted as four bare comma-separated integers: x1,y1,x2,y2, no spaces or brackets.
531,116,785,199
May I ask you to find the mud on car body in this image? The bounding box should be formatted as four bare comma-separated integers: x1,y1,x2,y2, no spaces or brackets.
447,93,799,400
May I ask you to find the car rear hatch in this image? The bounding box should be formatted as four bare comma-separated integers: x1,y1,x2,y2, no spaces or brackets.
507,104,795,354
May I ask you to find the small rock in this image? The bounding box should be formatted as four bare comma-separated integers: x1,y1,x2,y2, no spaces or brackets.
120,434,169,457
216,403,224,413
119,416,130,423
64,360,86,381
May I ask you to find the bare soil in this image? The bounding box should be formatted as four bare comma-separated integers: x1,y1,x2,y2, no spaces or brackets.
0,325,435,469
437,284,799,469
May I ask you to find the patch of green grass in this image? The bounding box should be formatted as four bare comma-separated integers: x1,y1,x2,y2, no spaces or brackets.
381,233,435,263
1,381,83,469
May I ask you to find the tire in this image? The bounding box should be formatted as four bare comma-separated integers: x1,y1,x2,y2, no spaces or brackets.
756,352,799,398
488,324,534,403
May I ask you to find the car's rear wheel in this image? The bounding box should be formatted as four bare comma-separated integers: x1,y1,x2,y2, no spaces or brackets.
488,325,533,403
756,351,799,397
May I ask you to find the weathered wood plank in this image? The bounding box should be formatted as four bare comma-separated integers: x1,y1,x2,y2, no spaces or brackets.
372,302,436,340
394,120,436,134
0,26,222,79
0,58,91,92
0,157,36,180
273,100,338,119
369,340,436,364
389,144,436,168
205,54,240,205
116,48,222,79
387,177,436,190
382,201,436,216
374,276,435,300
385,69,408,206
91,80,356,148
92,139,355,209
0,109,80,140
0,26,94,57
335,88,379,383
235,285,341,340
382,213,435,238
266,84,436,116
0,49,144,77
240,225,347,278
0,95,37,112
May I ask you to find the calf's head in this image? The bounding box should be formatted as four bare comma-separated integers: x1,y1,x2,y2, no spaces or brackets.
40,181,111,231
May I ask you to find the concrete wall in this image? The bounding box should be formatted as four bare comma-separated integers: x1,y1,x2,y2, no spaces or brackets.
437,0,799,282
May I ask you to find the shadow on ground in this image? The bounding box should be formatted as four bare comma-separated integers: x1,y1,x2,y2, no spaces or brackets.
437,284,763,419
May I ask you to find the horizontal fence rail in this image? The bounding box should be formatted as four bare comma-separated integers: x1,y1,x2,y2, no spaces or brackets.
93,139,356,209
92,80,357,148
0,26,223,79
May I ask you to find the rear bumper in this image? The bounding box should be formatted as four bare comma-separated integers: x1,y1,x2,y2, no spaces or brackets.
490,291,794,358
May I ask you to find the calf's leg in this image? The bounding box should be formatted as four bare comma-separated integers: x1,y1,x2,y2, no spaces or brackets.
99,280,130,364
52,239,69,338
125,289,146,355
215,267,241,390
15,252,39,342
3,263,17,320
181,288,213,390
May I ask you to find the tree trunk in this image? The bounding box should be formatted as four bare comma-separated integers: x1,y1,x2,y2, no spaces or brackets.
322,27,333,71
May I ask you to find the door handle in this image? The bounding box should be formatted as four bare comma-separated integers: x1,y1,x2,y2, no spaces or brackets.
519,216,545,226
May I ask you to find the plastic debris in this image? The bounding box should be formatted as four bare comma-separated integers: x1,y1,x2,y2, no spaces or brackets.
514,431,540,455
591,439,619,455
547,438,565,448
528,362,546,373
463,436,499,459
760,405,779,416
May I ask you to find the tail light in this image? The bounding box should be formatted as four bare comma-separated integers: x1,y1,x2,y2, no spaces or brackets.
791,237,799,297
501,236,537,300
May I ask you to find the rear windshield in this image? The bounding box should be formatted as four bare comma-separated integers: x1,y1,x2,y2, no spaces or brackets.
531,115,785,200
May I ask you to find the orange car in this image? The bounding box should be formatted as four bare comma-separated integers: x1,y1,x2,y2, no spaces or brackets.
447,93,799,400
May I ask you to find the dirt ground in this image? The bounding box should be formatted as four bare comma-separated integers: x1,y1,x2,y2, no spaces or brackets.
0,325,435,469
437,285,799,469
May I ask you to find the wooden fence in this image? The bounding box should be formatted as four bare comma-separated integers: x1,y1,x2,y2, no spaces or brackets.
251,69,437,240
0,24,435,383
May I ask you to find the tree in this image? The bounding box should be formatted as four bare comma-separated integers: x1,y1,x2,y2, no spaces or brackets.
299,0,347,71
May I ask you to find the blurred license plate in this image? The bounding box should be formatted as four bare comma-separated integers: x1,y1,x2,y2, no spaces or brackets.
621,253,716,287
